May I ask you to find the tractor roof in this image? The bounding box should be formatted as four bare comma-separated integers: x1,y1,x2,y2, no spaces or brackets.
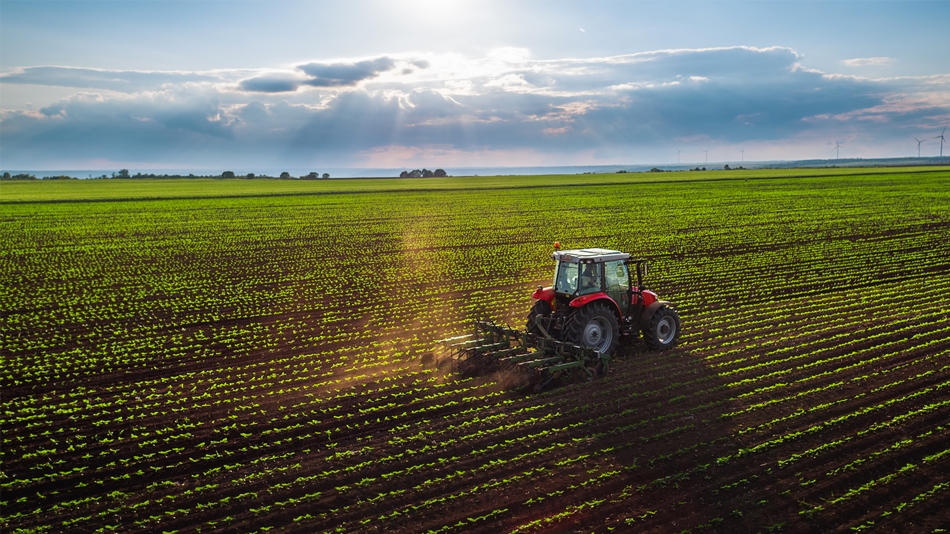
552,248,629,263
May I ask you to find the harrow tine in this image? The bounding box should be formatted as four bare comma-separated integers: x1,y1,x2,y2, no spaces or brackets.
448,318,611,391
438,333,475,344
536,370,562,391
448,339,483,349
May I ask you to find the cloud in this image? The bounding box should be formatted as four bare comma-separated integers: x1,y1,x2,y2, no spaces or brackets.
0,66,220,92
238,75,303,93
484,73,532,89
298,57,397,87
237,56,410,93
237,100,269,123
0,57,409,96
1,89,234,166
842,57,895,67
2,46,948,169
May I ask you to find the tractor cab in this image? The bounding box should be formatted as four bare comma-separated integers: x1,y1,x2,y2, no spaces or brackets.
551,248,633,316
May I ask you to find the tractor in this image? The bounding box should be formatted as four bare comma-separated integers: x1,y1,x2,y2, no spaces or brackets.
442,244,681,390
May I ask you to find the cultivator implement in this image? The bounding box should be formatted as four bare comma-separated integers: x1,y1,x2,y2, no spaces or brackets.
440,320,610,392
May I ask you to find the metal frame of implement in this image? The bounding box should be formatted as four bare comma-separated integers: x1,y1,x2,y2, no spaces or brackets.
442,318,610,391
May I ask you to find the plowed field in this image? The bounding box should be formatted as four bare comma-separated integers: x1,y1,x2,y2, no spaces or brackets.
3,168,949,533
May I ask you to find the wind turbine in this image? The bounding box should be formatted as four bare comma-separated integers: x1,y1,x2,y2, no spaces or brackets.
740,148,744,162
676,148,682,165
936,127,947,158
833,139,843,159
914,137,925,158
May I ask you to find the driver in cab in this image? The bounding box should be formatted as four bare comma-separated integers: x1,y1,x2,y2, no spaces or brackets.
579,264,599,293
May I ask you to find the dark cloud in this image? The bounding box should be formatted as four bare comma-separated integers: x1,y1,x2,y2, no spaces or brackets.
0,92,234,166
237,56,401,93
238,76,301,93
297,57,396,87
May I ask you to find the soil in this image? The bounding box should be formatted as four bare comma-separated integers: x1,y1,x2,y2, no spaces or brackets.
3,278,948,534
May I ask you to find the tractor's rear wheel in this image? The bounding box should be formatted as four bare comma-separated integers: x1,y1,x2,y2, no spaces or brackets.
643,305,681,350
564,303,620,356
525,300,552,334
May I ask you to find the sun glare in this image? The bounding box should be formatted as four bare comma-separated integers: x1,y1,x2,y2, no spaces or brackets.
390,0,477,27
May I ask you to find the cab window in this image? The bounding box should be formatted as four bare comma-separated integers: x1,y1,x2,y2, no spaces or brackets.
605,260,629,292
577,262,602,295
605,260,630,313
554,261,578,294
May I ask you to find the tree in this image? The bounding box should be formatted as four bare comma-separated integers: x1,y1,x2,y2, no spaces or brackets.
280,172,291,179
410,169,423,178
400,171,409,178
222,171,236,179
117,169,130,178
723,165,730,170
246,173,255,179
433,169,446,177
1,172,37,180
322,173,330,179
422,169,433,178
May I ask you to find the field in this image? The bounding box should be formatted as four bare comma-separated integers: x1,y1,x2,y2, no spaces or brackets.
2,167,950,533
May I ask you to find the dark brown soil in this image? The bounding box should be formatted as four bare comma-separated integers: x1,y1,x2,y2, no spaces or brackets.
4,172,950,533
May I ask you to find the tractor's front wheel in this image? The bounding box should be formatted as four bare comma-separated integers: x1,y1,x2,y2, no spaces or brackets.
643,305,681,350
564,303,620,356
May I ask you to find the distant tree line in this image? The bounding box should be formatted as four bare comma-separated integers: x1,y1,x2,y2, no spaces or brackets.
399,168,447,178
2,170,331,180
1,172,76,181
297,172,330,180
645,165,744,172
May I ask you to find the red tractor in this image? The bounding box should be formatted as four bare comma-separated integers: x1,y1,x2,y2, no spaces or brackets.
444,244,681,389
526,245,681,356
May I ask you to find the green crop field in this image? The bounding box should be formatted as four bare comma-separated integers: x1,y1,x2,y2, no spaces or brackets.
0,165,936,202
3,167,950,533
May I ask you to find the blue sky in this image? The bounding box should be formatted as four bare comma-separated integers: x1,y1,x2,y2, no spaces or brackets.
1,0,948,172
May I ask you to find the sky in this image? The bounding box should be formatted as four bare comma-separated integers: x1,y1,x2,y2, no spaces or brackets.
1,0,949,173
